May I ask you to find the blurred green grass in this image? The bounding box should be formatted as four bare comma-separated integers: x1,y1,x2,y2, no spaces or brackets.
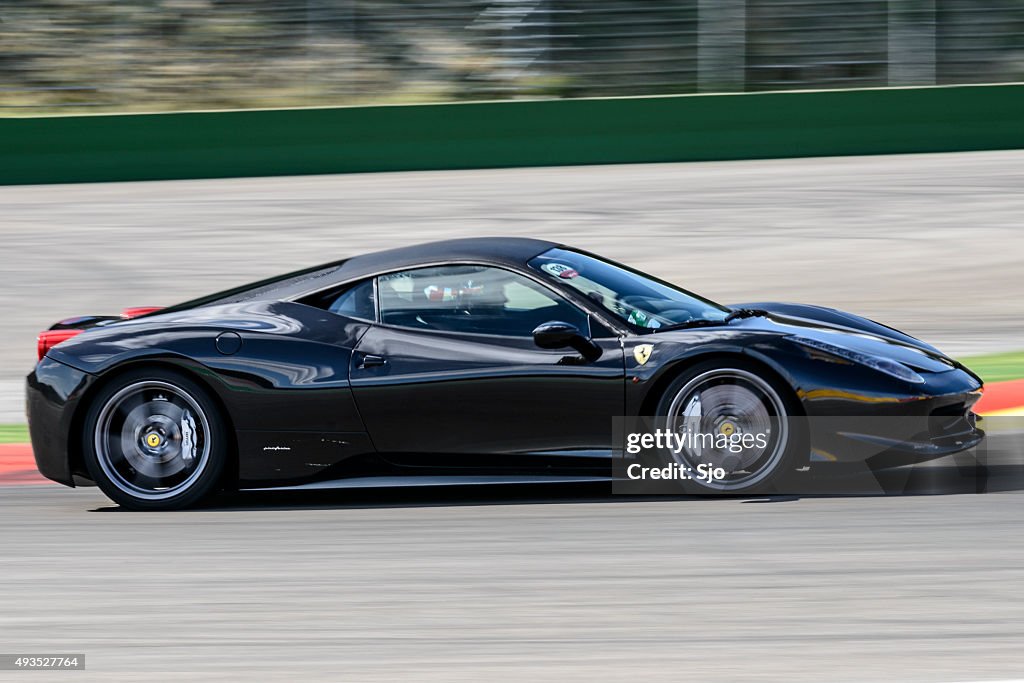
0,350,1021,443
0,424,29,444
957,350,1024,384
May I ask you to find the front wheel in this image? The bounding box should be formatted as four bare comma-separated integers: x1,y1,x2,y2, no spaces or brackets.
655,360,805,493
82,368,228,510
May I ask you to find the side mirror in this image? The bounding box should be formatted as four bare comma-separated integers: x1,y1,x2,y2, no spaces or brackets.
532,321,602,362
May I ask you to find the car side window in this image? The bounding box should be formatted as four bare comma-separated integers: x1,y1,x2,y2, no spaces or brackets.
377,265,589,337
301,279,376,321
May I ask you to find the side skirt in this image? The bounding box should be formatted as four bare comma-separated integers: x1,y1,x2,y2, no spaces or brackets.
246,474,612,492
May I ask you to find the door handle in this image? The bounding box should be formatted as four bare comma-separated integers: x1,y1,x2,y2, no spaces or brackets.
357,353,386,369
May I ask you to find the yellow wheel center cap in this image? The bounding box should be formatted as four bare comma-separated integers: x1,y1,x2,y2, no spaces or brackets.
719,422,736,437
145,433,162,448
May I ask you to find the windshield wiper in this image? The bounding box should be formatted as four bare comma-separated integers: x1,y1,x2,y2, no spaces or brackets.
657,318,729,332
724,308,770,322
656,308,770,332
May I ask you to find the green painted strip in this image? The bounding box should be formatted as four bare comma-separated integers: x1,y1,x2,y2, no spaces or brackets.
958,350,1024,384
0,424,29,445
2,84,1023,185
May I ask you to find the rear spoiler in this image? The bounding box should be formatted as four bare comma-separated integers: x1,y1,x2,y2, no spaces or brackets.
38,307,163,360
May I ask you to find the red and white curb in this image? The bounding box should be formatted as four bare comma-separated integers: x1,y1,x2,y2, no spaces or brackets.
0,444,48,486
973,378,1024,417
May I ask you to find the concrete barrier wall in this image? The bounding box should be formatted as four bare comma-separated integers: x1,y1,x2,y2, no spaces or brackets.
2,84,1023,185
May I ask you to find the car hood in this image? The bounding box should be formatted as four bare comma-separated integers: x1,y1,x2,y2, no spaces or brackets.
657,311,958,374
769,317,955,372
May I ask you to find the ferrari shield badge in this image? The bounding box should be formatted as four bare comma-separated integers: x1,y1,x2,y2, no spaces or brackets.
633,344,654,366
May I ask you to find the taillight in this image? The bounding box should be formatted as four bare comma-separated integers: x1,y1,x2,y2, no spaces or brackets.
121,306,163,319
37,329,83,360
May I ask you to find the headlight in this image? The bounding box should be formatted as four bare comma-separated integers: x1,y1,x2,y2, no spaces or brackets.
788,336,925,384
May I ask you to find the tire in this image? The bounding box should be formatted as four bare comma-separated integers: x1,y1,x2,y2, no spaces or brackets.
654,359,805,494
82,368,228,510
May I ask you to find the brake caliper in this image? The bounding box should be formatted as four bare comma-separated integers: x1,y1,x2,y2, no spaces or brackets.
181,410,197,461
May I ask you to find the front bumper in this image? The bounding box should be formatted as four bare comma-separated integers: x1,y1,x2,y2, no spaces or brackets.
818,414,984,467
805,378,985,465
26,356,96,487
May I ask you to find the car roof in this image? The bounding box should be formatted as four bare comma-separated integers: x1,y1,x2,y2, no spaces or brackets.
336,237,556,281
160,237,559,312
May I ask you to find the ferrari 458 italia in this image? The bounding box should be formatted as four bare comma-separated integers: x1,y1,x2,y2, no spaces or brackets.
27,238,983,509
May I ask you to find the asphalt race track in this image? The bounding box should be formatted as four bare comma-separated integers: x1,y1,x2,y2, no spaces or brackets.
1,442,1023,682
2,149,1023,420
2,150,1024,681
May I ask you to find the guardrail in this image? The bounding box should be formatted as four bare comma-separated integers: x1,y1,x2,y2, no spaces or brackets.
2,83,1022,185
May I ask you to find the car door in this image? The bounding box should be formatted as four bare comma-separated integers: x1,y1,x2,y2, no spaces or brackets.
348,264,625,470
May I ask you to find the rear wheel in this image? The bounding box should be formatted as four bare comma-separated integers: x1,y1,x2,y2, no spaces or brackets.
82,368,227,510
655,360,805,493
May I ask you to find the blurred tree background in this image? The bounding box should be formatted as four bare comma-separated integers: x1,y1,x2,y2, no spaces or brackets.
1,0,1021,114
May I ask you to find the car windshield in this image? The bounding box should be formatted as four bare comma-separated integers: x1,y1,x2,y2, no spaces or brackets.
528,248,730,330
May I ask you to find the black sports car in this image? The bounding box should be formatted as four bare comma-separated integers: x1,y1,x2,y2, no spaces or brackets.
27,237,984,509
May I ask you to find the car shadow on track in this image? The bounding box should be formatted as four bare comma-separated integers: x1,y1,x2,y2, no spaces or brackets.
89,452,1024,512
